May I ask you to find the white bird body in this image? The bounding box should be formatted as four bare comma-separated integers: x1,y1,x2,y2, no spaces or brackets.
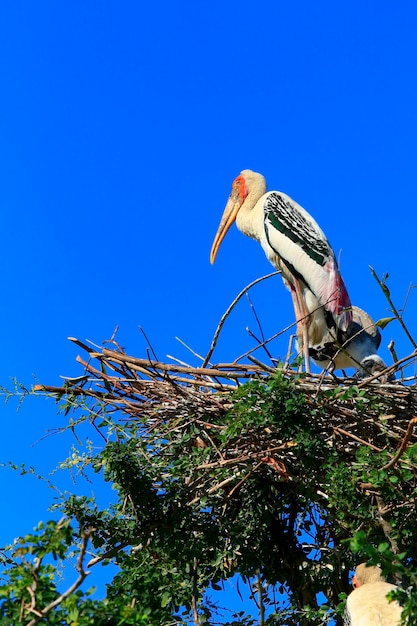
309,306,382,371
238,190,334,346
210,170,352,368
344,564,402,625
233,172,352,333
345,581,402,625
210,170,391,377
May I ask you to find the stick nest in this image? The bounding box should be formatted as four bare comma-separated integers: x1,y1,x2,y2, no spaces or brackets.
34,331,417,477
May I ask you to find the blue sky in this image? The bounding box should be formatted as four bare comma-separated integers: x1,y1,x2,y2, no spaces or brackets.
1,0,416,619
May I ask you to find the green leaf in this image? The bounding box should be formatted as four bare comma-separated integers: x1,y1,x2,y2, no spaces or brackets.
376,317,396,330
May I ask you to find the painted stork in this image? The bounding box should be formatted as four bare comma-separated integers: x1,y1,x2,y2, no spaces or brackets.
344,563,402,625
209,169,353,371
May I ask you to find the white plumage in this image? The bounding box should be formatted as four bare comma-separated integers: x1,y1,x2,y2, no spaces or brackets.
344,564,402,626
210,170,352,371
210,170,391,376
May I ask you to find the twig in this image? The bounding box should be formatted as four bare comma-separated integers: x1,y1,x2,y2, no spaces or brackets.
67,337,96,353
246,292,265,343
246,326,275,363
233,295,338,367
381,416,417,470
87,539,131,568
174,337,207,363
401,282,414,318
100,350,264,379
202,272,280,367
227,461,264,499
189,475,238,505
233,322,297,364
332,427,386,452
247,354,276,373
138,326,159,361
370,268,417,349
196,443,297,470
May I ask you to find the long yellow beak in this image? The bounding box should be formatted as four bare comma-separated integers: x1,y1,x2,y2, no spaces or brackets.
209,186,243,264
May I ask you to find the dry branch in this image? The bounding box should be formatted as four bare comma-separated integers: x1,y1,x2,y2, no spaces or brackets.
33,330,417,478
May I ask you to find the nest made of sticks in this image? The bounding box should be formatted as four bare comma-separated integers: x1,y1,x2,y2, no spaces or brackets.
33,328,417,475
32,272,417,484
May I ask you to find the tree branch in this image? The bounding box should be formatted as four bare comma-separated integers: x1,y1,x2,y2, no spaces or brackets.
192,556,200,626
381,416,417,471
25,528,93,626
202,272,280,367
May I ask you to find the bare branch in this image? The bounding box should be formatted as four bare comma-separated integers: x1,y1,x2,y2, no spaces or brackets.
202,272,280,367
381,416,417,471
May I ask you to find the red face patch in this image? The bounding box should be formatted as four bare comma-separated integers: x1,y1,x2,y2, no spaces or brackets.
233,175,248,202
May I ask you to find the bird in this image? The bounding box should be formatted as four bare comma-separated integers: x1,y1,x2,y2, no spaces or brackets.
210,169,353,372
344,563,402,625
309,305,393,379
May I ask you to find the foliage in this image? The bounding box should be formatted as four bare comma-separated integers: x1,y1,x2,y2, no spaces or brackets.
1,326,417,624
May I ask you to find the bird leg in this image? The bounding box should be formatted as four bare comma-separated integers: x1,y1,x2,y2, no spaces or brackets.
288,280,311,373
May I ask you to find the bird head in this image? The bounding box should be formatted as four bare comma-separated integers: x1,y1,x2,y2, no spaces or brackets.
352,563,385,588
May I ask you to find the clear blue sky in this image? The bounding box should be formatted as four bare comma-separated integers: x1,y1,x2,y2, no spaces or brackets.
1,0,416,619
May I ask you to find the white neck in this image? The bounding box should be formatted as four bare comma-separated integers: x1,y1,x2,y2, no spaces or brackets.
235,171,267,241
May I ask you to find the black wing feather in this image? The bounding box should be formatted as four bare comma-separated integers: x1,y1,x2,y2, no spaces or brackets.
263,192,333,268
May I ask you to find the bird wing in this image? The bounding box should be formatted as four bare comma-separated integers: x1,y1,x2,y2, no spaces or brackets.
309,306,383,372
352,307,382,348
263,191,352,332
